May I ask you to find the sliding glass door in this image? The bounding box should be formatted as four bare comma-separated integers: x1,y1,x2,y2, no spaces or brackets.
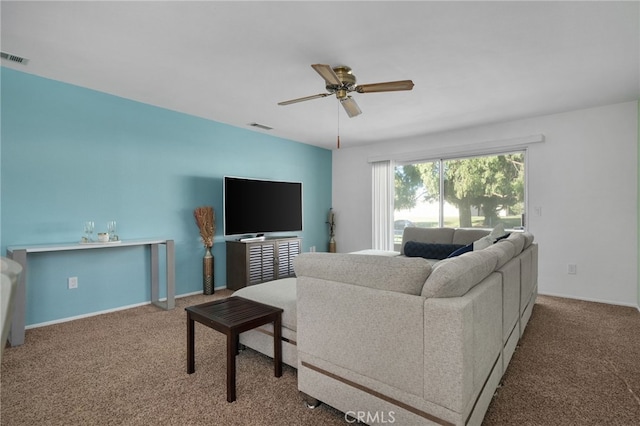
393,152,525,248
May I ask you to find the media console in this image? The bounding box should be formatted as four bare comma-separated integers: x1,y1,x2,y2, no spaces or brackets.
225,237,301,290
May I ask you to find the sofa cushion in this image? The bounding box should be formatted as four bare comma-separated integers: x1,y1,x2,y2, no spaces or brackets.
504,232,525,254
350,249,401,257
293,253,432,296
495,232,511,243
483,240,516,269
404,241,464,260
421,249,499,298
232,277,298,331
472,224,508,250
522,232,535,248
451,228,491,246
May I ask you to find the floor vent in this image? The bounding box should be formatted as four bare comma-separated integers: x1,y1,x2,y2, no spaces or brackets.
248,122,273,131
1,51,29,65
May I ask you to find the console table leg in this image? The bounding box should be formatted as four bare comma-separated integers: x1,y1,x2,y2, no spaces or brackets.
165,240,175,310
150,244,159,306
150,241,175,310
7,249,26,347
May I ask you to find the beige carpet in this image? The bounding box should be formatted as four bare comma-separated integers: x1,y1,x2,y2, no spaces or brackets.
483,295,640,425
1,291,639,425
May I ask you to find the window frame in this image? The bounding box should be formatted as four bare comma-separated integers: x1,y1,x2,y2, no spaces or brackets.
370,134,543,251
395,149,528,229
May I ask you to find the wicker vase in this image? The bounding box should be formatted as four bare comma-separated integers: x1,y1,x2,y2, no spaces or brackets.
203,247,214,295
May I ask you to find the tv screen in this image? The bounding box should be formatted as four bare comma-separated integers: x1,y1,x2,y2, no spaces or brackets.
224,176,303,236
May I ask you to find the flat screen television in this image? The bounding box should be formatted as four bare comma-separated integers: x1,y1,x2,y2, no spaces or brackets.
223,176,303,236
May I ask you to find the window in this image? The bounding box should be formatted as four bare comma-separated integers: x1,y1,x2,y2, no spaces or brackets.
393,152,526,248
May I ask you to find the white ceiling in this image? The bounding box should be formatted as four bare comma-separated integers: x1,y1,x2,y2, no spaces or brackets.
1,1,638,150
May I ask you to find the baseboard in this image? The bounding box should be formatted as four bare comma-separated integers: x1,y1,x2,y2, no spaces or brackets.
538,291,638,309
26,301,152,329
25,290,213,330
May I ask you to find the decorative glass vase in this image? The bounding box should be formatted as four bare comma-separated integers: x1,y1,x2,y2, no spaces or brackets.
328,236,336,253
203,247,214,295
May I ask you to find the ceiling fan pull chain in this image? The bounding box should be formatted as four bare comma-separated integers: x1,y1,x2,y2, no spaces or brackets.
337,101,341,149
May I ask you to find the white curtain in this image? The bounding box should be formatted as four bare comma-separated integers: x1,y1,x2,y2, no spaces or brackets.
371,160,394,250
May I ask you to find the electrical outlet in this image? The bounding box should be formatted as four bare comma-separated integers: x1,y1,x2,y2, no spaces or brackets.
68,276,78,289
310,246,316,252
567,264,577,275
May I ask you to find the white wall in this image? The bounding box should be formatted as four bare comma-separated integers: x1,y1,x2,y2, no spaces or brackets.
333,101,638,307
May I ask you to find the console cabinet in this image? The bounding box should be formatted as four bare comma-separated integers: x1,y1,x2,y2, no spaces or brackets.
226,238,301,290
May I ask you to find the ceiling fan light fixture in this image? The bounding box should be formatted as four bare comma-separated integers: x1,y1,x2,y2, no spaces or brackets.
340,96,362,118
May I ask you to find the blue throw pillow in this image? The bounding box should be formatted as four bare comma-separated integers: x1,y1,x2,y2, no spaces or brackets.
404,241,464,260
447,242,474,258
494,233,511,243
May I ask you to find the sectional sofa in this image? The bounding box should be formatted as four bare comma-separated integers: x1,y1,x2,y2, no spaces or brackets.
234,226,538,425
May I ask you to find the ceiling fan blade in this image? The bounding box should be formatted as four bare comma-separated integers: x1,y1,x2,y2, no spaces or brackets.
356,80,415,93
340,96,362,118
311,64,342,86
278,93,331,106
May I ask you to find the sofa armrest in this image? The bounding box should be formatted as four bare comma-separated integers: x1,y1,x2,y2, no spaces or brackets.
297,276,426,396
422,272,503,414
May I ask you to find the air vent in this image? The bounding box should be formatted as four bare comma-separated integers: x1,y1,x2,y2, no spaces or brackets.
248,122,273,131
1,51,29,65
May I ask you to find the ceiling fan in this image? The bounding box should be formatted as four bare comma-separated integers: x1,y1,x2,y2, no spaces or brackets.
277,64,414,118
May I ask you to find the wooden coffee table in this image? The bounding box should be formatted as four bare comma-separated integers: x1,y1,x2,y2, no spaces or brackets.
185,296,283,402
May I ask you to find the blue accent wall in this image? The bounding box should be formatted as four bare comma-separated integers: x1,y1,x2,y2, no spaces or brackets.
0,68,332,326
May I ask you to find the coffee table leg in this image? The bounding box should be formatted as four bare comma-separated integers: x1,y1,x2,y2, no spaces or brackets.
274,314,282,377
187,314,195,374
227,332,237,402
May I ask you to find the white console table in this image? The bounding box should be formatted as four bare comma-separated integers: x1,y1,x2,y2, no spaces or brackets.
5,238,175,347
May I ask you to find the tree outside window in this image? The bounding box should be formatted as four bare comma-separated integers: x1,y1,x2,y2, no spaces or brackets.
394,152,525,240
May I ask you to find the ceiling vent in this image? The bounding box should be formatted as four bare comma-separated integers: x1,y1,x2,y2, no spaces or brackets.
248,122,273,131
1,51,29,65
